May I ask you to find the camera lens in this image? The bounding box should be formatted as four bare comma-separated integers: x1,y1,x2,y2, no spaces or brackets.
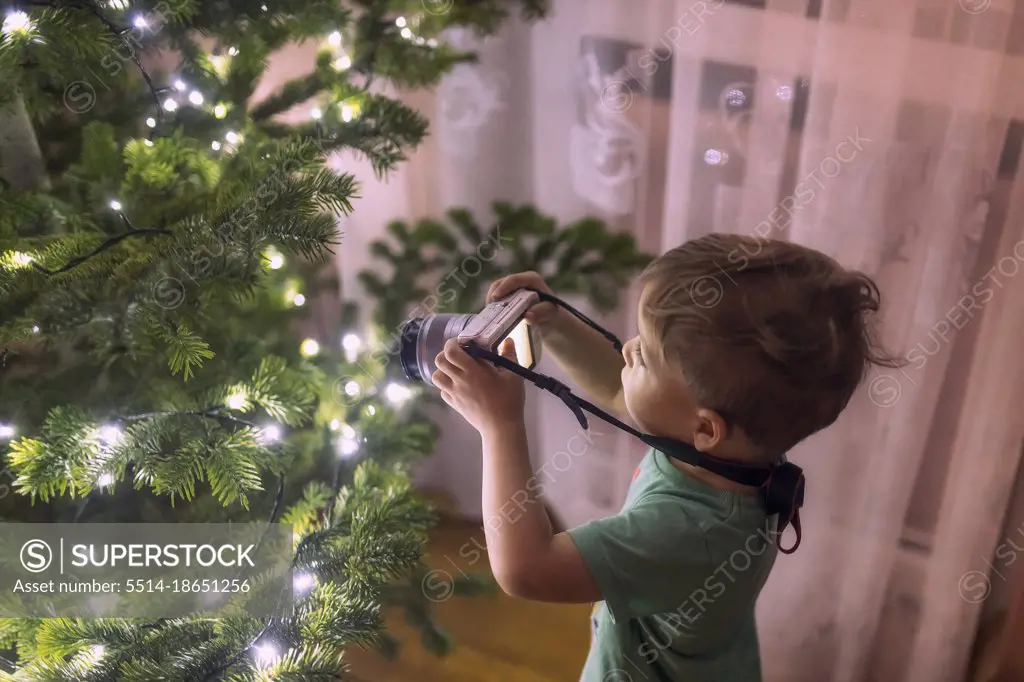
398,314,473,386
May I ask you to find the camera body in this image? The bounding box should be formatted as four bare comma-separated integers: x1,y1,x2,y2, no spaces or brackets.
457,289,538,351
399,289,541,386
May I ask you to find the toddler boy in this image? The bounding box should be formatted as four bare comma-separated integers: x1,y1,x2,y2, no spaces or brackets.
431,234,895,682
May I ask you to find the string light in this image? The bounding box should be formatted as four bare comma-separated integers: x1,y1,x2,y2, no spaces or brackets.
329,419,341,431
226,390,248,410
163,98,178,112
384,382,413,407
227,46,239,56
144,140,153,147
327,31,342,47
2,11,34,36
97,424,123,446
300,339,320,357
188,91,204,106
31,325,39,333
341,333,361,362
252,641,279,668
341,424,356,440
292,293,306,306
109,200,123,211
365,405,376,416
97,474,115,487
105,0,128,9
0,424,15,439
338,436,359,458
340,105,354,122
427,39,438,48
310,107,322,120
214,104,227,118
264,246,284,269
343,381,360,397
225,131,240,144
173,79,187,91
209,55,228,74
10,252,34,267
257,424,282,444
211,141,221,151
400,27,412,40
133,15,148,29
293,572,315,593
332,56,351,71
395,17,407,28
145,117,156,128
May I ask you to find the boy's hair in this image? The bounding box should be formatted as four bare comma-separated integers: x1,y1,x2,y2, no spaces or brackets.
638,233,900,454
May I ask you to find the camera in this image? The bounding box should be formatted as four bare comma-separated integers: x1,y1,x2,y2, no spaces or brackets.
399,289,542,386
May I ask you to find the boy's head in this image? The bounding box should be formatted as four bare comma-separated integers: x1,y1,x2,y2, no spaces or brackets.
620,234,898,458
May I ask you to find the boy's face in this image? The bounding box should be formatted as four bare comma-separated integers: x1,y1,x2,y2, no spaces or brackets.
620,286,701,441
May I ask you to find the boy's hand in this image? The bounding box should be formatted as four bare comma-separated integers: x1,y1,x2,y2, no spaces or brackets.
487,271,559,327
433,338,525,435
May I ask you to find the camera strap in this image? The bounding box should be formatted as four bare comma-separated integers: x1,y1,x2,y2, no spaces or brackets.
461,289,805,554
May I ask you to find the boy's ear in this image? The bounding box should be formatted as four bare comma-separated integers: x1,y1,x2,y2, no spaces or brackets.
692,408,728,451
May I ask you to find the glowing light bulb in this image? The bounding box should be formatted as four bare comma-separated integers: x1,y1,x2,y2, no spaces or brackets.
292,293,306,306
31,325,39,333
339,437,359,457
173,79,187,91
384,382,413,407
97,424,123,446
97,474,115,487
252,642,278,667
227,46,239,56
188,91,204,105
340,105,354,122
365,404,376,416
257,424,282,444
0,424,15,439
327,31,342,46
341,333,361,361
703,148,728,166
210,55,227,73
91,645,105,658
163,98,178,112
226,390,247,410
265,247,284,269
415,36,426,46
293,572,315,592
344,381,359,397
214,104,227,118
310,107,322,120
11,252,33,267
400,27,412,39
329,419,341,432
333,55,351,71
341,424,356,440
300,339,320,357
225,131,240,144
211,141,221,151
427,39,438,48
133,15,148,28
146,117,156,128
144,140,153,147
395,17,407,28
109,200,123,211
3,11,34,36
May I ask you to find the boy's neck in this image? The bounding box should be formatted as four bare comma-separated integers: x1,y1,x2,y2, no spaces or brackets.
668,458,761,495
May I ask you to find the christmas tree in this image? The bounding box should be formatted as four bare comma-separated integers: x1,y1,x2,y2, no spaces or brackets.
0,1,545,678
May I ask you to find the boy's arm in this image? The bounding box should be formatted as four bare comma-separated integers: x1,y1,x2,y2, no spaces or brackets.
539,308,628,419
481,420,602,602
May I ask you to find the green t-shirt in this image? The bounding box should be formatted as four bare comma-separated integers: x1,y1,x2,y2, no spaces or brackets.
568,448,778,682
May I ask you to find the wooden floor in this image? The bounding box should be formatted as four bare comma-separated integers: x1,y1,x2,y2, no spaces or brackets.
346,514,591,682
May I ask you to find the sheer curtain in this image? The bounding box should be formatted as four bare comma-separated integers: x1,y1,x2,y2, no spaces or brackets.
334,1,1024,680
